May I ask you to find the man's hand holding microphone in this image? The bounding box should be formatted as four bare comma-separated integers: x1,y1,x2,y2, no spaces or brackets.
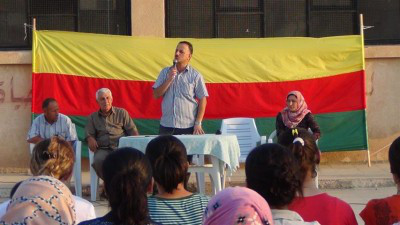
167,59,178,82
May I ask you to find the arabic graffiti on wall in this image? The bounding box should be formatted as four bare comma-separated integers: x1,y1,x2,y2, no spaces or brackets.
0,76,32,110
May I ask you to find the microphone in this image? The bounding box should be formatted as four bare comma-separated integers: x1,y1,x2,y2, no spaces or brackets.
172,59,178,79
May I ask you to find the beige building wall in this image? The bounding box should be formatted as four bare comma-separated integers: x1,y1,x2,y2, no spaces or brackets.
131,0,165,37
0,51,32,172
0,2,399,170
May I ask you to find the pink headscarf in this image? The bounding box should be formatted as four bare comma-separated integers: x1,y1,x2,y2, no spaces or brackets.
203,187,273,225
281,90,311,128
0,176,75,225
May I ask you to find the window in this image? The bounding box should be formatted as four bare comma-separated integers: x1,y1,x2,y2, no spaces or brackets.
359,0,400,45
0,0,29,49
0,0,131,50
166,0,400,45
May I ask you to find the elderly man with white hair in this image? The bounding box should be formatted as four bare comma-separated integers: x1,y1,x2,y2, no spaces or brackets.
85,88,139,178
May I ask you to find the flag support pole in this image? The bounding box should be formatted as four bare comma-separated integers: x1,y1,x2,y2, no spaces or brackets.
360,14,371,167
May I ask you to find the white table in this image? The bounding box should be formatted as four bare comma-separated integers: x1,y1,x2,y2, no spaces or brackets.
118,134,241,194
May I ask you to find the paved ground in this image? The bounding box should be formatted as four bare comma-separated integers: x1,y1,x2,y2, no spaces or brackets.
0,162,395,225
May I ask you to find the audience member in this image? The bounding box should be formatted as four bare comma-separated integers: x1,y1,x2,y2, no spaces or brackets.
85,88,139,179
145,135,209,225
0,175,75,224
79,147,156,225
246,143,319,224
276,91,321,140
203,186,274,225
30,137,96,223
360,136,400,225
27,98,77,144
279,128,357,225
0,181,22,218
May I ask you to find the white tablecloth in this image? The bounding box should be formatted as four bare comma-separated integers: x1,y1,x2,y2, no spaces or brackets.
118,134,241,172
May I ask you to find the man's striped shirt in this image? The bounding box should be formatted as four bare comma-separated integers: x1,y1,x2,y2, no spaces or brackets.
27,113,77,141
153,65,208,129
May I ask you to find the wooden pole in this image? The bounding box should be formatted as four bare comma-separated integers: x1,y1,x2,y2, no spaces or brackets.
360,14,371,167
33,18,36,31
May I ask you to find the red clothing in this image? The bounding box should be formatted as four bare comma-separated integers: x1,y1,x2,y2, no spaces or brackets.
360,195,400,225
288,193,357,225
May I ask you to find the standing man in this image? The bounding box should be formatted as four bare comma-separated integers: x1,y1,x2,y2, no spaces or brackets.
85,88,139,178
27,98,77,144
153,41,208,135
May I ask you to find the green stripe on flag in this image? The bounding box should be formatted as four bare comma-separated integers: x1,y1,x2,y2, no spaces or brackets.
32,109,367,158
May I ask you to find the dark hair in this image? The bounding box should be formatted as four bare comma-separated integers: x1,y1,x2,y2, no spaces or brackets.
10,181,22,198
246,143,303,208
102,147,152,225
145,135,188,193
42,98,57,109
30,137,75,181
389,136,400,178
278,128,320,182
178,41,193,54
287,93,297,99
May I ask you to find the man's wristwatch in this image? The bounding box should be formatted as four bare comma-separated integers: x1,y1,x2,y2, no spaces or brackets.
194,121,202,126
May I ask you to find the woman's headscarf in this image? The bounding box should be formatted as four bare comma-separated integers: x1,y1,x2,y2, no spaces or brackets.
0,175,75,225
203,187,273,225
281,90,311,128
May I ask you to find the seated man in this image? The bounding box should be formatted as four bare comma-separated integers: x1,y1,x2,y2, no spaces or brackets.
85,88,139,178
27,98,77,144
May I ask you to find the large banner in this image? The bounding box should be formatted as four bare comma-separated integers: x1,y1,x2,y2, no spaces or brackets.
32,30,368,154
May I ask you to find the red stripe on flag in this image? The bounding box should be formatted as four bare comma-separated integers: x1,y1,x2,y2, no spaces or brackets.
32,70,365,119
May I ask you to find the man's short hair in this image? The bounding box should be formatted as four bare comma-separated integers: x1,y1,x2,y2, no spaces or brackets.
178,41,193,54
96,88,112,100
42,98,57,109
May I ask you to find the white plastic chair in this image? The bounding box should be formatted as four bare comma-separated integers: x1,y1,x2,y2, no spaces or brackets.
268,130,277,143
29,125,82,197
89,150,99,201
221,118,261,162
188,155,223,195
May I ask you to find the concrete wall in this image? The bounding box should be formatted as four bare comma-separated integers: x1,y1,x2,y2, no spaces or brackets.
131,0,165,37
0,51,32,172
364,46,400,161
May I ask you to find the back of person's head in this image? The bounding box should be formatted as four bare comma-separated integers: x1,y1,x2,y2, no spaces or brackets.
102,147,152,225
0,176,75,224
30,137,75,181
145,135,188,193
246,143,302,208
203,187,273,225
389,136,400,180
278,128,320,182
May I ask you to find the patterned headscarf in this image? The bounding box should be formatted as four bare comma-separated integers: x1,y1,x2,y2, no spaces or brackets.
0,175,75,225
281,90,311,128
203,187,273,225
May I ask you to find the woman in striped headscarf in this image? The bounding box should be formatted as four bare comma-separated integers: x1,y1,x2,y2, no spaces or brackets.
0,175,76,225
